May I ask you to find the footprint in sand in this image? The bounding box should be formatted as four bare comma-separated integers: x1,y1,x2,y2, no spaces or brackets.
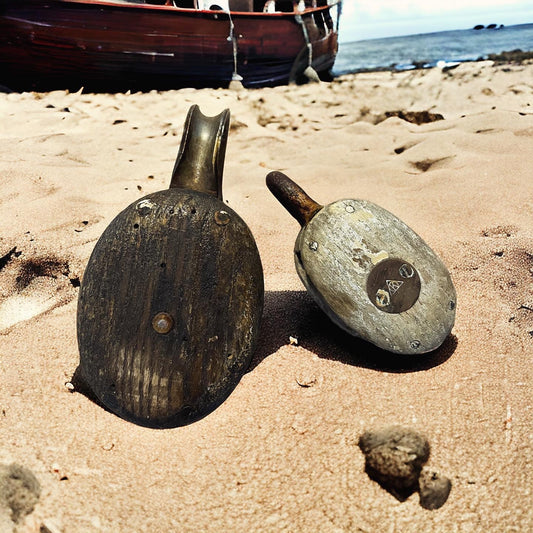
0,250,80,332
475,226,533,336
408,155,455,173
481,225,517,238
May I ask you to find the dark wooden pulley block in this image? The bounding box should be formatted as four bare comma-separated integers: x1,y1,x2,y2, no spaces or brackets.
77,105,264,427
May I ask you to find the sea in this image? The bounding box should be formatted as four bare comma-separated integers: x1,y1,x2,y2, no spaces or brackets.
333,23,533,76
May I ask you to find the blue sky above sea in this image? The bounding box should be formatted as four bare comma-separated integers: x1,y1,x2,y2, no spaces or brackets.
339,0,533,42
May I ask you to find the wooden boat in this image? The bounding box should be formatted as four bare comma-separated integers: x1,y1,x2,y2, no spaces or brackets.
0,0,342,91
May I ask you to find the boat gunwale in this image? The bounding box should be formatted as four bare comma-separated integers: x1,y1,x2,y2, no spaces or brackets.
7,0,342,18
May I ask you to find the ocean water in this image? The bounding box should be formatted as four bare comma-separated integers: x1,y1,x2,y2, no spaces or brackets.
333,23,533,75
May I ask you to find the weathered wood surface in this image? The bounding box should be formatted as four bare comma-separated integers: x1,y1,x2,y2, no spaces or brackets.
267,171,456,355
77,106,263,427
77,188,263,427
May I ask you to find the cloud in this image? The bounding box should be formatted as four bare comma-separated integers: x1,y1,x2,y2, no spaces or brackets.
345,0,533,22
339,0,533,40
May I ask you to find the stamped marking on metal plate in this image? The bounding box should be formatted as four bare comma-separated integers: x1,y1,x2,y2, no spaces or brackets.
367,258,421,313
375,289,391,308
399,263,415,278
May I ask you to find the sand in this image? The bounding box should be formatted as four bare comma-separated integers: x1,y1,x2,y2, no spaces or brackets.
0,59,532,531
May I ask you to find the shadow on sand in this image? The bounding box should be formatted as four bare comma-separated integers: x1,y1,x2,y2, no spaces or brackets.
249,290,457,374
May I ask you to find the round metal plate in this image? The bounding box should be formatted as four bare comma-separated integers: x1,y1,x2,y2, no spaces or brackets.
366,258,421,314
77,188,263,427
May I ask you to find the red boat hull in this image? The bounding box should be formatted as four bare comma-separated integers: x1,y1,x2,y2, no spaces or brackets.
0,0,340,90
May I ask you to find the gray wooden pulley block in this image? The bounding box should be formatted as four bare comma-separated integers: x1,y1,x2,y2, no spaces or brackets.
266,171,456,355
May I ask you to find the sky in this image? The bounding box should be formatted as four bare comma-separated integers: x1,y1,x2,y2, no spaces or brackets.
338,0,533,42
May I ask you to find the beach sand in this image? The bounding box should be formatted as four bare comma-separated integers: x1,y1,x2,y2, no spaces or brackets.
0,59,532,531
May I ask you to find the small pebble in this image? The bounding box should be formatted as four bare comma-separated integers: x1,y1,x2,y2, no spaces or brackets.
0,463,40,524
418,468,452,510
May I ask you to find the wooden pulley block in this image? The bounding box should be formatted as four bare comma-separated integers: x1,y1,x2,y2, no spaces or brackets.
77,105,264,427
266,171,456,355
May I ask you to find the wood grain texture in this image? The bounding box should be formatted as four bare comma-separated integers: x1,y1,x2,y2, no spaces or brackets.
294,199,456,354
77,188,263,427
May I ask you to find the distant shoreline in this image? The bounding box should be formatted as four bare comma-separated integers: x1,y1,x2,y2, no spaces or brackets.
338,22,533,46
334,48,533,77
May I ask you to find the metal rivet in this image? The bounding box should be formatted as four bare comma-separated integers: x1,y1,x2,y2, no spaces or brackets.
152,312,174,334
215,210,230,226
410,340,421,350
309,241,318,251
136,199,154,216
